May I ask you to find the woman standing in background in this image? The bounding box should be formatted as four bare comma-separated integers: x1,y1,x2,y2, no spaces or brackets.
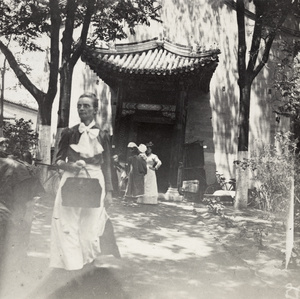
124,142,147,202
137,142,162,205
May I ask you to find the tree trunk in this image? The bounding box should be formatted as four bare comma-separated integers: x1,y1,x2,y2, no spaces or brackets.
53,63,74,161
57,63,74,129
37,124,52,184
36,96,53,165
235,151,249,209
235,83,251,209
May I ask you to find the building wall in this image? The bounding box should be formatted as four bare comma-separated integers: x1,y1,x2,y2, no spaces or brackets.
4,101,38,130
123,0,293,183
66,0,294,185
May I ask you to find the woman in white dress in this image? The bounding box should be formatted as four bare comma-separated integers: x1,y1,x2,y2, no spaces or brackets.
137,142,162,205
50,92,119,271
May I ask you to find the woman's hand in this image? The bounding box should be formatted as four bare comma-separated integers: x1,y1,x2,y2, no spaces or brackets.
69,162,83,173
57,160,84,173
104,191,113,208
149,166,156,171
76,160,86,167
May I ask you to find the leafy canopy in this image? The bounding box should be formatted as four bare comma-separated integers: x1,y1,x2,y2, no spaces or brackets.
0,0,161,50
273,41,300,125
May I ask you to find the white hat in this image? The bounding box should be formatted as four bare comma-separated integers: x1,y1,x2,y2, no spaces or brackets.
138,144,147,153
0,137,8,144
127,142,137,148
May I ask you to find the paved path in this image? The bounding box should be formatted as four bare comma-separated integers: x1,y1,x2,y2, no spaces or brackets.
0,197,299,299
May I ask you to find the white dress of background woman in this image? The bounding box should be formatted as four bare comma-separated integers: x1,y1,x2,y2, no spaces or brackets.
137,143,162,204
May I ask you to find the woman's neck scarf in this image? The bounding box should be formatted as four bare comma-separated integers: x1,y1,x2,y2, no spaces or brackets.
70,120,104,158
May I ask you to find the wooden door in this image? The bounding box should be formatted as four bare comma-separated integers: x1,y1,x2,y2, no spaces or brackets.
136,122,174,192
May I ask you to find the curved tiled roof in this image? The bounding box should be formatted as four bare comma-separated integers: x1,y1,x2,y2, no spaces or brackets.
82,38,220,84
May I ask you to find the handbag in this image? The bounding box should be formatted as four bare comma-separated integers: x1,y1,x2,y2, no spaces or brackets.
61,167,102,208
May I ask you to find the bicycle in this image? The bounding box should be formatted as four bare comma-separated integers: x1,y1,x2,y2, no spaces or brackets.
204,172,236,194
203,172,236,206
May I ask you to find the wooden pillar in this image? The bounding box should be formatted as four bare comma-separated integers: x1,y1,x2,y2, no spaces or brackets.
165,81,187,201
112,80,124,150
110,88,118,138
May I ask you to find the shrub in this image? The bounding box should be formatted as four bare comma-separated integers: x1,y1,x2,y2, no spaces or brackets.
235,131,300,214
3,118,38,159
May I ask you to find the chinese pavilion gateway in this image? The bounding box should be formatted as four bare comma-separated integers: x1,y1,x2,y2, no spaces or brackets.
82,37,220,200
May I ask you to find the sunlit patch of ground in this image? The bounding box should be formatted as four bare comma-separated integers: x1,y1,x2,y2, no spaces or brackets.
193,203,300,291
27,197,53,258
2,196,300,299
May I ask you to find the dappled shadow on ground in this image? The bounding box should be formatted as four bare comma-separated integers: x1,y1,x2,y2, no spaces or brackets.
1,197,300,299
106,200,300,299
43,267,129,299
193,205,300,290
27,195,53,258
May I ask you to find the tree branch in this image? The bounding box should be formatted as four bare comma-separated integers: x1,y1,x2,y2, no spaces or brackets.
252,2,293,80
224,0,300,38
246,4,263,73
61,0,76,63
0,40,45,104
47,0,60,101
237,0,247,87
70,0,96,66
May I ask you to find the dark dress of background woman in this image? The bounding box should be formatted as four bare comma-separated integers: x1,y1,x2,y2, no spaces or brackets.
125,146,147,200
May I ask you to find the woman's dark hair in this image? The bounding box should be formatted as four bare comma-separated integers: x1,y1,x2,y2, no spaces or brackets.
130,147,139,155
79,92,99,109
146,141,154,147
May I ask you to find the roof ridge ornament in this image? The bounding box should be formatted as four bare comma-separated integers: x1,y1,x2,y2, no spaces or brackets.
107,41,116,52
158,32,164,42
157,34,164,49
191,42,201,55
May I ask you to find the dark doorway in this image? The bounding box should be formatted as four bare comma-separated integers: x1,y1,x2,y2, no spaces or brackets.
136,122,173,192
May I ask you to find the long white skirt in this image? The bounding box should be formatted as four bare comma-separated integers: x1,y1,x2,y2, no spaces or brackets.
49,164,107,270
137,168,158,205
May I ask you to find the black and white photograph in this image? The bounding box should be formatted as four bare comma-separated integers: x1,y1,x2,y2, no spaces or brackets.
1,0,300,298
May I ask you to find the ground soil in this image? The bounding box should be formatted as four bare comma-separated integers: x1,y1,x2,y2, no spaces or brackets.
0,195,300,299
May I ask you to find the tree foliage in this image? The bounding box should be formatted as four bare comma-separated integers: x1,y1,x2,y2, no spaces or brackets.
273,41,300,127
0,0,50,51
3,118,38,159
0,0,161,43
